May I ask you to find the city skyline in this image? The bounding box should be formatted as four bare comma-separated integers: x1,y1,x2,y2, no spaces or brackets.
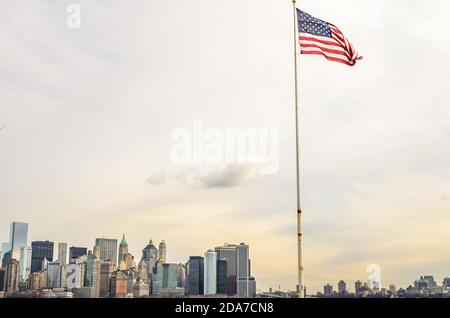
1,0,450,294
0,220,257,298
2,220,450,296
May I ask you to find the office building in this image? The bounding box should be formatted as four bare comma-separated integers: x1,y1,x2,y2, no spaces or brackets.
142,239,159,275
5,259,20,293
0,268,6,292
57,243,68,265
204,250,217,295
28,271,45,290
355,280,363,292
236,243,255,297
237,276,256,297
186,256,204,295
215,243,238,295
216,259,227,295
85,252,101,298
119,234,128,262
152,263,178,295
1,242,10,255
1,250,11,268
19,246,32,281
31,241,54,273
133,279,150,298
47,261,63,289
177,263,186,288
9,222,28,260
95,238,118,265
338,280,347,294
324,283,333,296
110,271,129,298
100,261,115,298
69,246,87,261
93,245,101,259
159,240,167,263
137,258,149,284
423,275,437,287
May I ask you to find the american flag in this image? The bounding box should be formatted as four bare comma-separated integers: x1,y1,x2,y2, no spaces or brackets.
297,9,362,66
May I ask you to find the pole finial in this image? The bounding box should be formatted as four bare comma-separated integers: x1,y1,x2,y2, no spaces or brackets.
292,0,296,4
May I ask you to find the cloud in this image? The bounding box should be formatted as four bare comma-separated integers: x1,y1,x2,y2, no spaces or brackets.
197,164,259,188
147,164,260,189
146,171,166,186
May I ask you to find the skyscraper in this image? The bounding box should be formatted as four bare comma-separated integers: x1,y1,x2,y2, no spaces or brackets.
9,222,28,260
31,241,54,273
137,258,149,284
186,256,204,295
110,271,130,298
204,250,217,295
158,240,167,263
57,243,68,265
93,245,101,259
69,246,87,261
5,259,20,293
100,261,115,298
355,280,363,292
1,250,12,268
338,280,347,294
152,263,178,295
423,275,437,287
236,243,255,297
1,242,10,268
95,238,118,265
324,283,333,296
142,239,159,275
19,246,32,281
85,252,101,298
28,271,46,291
133,279,150,298
215,243,237,295
0,268,6,292
47,261,63,289
119,234,128,263
216,259,227,295
177,263,186,288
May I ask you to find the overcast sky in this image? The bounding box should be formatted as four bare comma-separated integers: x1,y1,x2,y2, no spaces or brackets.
1,0,450,293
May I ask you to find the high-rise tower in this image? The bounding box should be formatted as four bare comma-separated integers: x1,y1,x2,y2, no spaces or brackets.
142,240,158,274
95,238,118,265
204,250,217,295
9,222,28,260
119,234,128,263
158,240,167,263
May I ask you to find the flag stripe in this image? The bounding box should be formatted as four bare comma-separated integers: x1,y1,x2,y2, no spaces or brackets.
300,43,350,58
300,50,353,66
300,47,352,62
299,35,343,48
300,36,349,53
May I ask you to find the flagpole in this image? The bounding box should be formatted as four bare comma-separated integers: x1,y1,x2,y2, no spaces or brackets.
292,0,304,298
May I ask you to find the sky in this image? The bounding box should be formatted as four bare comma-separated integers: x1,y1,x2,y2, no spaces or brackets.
1,0,450,293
